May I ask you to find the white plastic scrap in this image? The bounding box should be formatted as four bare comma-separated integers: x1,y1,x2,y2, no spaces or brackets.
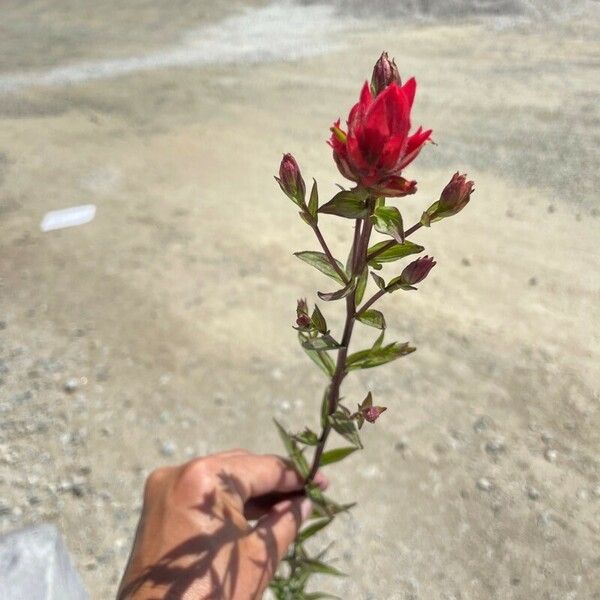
40,205,96,232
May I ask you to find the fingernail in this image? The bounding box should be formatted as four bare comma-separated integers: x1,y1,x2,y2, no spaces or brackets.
300,497,313,521
313,471,329,490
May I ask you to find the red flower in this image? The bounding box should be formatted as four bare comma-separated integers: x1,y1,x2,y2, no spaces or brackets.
329,79,432,197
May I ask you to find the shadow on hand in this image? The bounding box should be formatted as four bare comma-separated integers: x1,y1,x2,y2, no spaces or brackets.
118,471,303,600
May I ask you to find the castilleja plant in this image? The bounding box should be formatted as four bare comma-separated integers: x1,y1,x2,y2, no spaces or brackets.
270,52,474,597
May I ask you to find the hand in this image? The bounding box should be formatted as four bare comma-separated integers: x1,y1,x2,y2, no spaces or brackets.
117,449,328,599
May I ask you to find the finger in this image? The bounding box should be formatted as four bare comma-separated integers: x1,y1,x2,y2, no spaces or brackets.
223,454,328,501
251,496,313,570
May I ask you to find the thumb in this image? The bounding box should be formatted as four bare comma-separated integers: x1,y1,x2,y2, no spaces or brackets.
251,495,312,573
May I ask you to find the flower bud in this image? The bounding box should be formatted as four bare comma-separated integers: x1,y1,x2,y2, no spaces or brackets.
421,172,474,226
276,153,306,206
400,255,436,286
296,298,311,329
362,405,387,423
371,52,401,96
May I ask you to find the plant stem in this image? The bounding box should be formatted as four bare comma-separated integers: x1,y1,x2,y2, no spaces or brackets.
367,222,423,263
306,206,375,482
355,288,386,317
312,224,349,284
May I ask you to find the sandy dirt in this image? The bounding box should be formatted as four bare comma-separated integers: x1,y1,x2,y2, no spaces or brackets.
0,2,599,598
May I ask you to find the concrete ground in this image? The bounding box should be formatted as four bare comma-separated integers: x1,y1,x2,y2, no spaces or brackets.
0,1,599,598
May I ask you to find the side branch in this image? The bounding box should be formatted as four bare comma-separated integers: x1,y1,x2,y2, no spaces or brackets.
312,224,350,284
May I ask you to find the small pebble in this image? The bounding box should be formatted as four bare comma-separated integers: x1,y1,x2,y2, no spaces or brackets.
547,204,555,214
576,489,588,501
473,416,491,434
485,439,506,455
394,438,408,452
544,448,558,463
461,257,471,267
528,277,537,286
0,498,11,516
64,378,79,393
160,440,177,457
476,477,493,492
527,486,540,500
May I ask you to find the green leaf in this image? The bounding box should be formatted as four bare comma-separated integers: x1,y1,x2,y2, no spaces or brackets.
301,335,342,351
386,275,417,293
273,419,309,477
328,412,362,448
302,342,336,377
317,278,356,302
305,482,327,508
371,205,404,243
308,179,319,220
356,309,386,330
297,518,332,543
294,428,319,446
320,446,358,466
346,341,416,371
302,559,345,577
294,251,346,285
304,593,342,600
311,305,327,334
370,271,386,290
367,240,424,266
372,330,385,350
319,191,369,219
354,267,368,305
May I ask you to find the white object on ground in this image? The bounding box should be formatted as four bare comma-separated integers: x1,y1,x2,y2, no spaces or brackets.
40,205,96,232
0,524,89,599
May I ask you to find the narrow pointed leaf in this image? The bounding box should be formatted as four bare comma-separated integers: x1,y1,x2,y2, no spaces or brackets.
367,240,424,266
346,342,416,370
386,275,417,292
371,205,404,243
354,267,368,304
293,428,319,446
319,191,368,219
297,518,333,543
328,412,362,448
311,305,327,334
372,330,385,350
317,278,356,302
302,559,345,577
370,271,386,290
273,419,309,477
308,179,319,219
356,309,386,329
301,335,343,351
303,347,336,377
320,446,358,466
295,251,346,284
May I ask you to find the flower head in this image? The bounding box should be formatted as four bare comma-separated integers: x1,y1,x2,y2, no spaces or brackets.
400,255,436,286
362,405,387,423
296,298,311,329
329,75,432,197
276,153,306,205
421,172,474,226
371,52,401,96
